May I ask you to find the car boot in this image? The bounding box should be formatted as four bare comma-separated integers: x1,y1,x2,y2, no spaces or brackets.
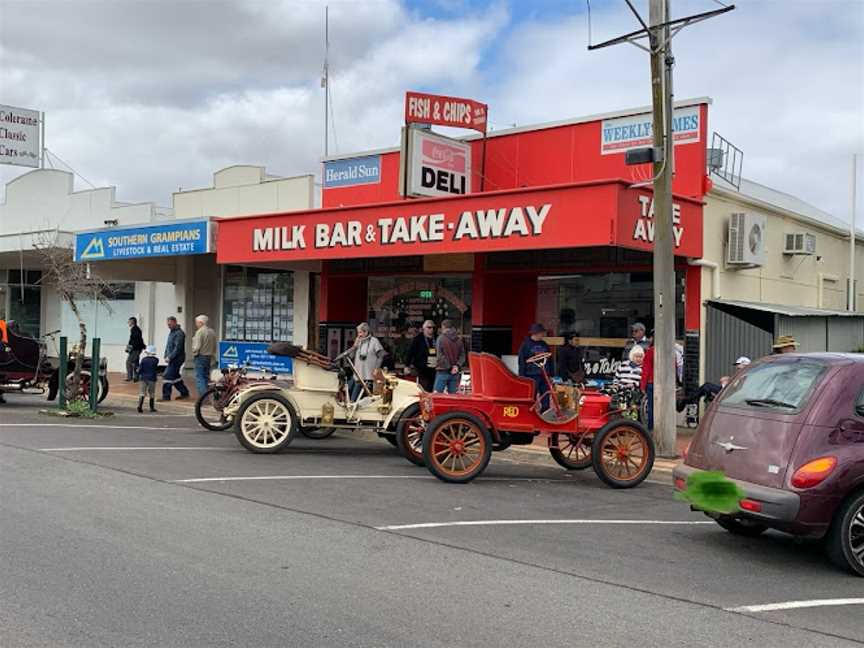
137,397,144,413
149,397,156,413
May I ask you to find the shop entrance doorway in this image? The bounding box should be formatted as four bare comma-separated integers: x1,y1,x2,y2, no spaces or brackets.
367,275,471,367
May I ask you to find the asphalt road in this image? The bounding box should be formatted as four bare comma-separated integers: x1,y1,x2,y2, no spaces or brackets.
1,395,862,647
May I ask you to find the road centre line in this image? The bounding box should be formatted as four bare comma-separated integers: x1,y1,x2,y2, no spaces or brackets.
40,446,231,452
3,423,190,431
725,599,864,613
376,519,715,530
172,475,576,483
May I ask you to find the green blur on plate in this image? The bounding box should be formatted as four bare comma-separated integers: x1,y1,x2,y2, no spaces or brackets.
675,471,745,514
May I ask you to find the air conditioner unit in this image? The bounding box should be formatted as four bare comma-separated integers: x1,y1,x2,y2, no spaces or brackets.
727,212,766,267
783,232,816,256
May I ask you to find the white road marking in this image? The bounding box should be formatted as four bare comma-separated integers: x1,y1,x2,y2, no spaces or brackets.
725,599,864,613
172,475,576,484
376,519,714,531
40,446,231,452
2,424,189,431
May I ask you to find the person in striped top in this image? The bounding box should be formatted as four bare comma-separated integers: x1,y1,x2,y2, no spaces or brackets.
615,345,645,388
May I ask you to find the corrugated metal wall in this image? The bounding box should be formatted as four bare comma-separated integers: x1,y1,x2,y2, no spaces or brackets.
827,318,864,352
777,316,864,353
777,317,825,352
705,306,773,383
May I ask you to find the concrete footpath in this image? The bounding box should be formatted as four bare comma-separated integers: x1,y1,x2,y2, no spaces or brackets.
104,371,690,475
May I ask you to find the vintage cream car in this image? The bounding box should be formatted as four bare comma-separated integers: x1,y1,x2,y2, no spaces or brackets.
223,343,423,456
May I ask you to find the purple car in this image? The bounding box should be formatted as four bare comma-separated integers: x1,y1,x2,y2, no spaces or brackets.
674,353,864,576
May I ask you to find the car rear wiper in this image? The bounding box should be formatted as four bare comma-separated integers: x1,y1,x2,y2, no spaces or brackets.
745,398,796,409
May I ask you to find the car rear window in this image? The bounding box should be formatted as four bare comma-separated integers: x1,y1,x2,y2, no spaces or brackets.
719,359,827,412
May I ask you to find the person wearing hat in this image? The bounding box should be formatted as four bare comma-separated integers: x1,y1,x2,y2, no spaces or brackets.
773,335,799,354
676,356,751,412
518,323,554,409
137,345,159,413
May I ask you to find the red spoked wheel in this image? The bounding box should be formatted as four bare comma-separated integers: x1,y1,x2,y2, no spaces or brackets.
422,412,492,484
549,433,593,470
591,420,654,488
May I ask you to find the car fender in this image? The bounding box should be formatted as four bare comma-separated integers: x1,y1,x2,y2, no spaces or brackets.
230,384,295,415
429,405,500,443
383,397,420,431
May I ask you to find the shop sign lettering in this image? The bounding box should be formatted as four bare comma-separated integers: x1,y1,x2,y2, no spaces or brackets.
405,91,487,134
406,129,472,199
0,104,41,168
252,203,551,252
584,357,622,377
632,195,684,247
600,105,700,155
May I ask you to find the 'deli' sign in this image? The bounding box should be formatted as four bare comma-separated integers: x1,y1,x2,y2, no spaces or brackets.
402,128,472,199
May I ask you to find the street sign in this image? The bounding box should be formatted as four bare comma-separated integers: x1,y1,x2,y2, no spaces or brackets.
74,220,210,262
218,341,293,374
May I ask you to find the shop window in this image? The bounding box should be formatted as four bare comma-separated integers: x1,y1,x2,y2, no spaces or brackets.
223,267,294,342
537,272,684,379
367,275,471,366
60,282,136,345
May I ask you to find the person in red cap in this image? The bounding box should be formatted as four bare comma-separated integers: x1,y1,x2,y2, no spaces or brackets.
518,323,553,410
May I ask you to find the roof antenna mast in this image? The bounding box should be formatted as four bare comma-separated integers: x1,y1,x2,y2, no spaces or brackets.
322,5,330,159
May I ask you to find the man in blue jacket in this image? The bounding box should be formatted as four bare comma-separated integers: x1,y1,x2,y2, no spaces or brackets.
518,323,553,410
161,316,190,401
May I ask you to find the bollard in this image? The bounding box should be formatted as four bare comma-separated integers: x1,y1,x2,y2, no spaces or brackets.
58,336,68,410
88,337,101,412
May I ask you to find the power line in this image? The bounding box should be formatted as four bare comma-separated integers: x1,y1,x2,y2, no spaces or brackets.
44,148,96,189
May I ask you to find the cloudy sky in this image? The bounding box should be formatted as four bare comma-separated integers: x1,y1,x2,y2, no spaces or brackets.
1,0,862,222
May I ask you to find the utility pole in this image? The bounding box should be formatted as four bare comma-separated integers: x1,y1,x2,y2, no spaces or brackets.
649,0,677,457
589,1,734,457
850,154,858,312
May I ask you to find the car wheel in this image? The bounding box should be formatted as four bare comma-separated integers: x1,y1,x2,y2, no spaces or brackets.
234,393,296,453
826,490,864,577
301,427,336,439
195,386,233,431
714,516,768,537
422,412,492,484
396,404,424,466
591,419,654,489
549,433,593,470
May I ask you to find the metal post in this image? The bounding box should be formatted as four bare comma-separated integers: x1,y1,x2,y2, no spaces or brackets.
88,337,100,411
323,5,329,159
58,336,68,410
850,154,857,312
650,0,678,457
40,112,45,169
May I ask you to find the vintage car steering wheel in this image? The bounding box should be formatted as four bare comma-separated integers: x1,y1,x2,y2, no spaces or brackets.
527,351,552,367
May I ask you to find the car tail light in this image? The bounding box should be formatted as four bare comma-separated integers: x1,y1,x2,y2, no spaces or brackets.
674,478,686,490
739,498,762,513
790,456,837,489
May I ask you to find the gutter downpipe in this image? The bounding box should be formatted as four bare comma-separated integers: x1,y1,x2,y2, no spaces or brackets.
688,259,720,299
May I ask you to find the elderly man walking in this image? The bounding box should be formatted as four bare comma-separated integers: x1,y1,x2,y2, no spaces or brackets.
161,316,190,401
192,314,218,396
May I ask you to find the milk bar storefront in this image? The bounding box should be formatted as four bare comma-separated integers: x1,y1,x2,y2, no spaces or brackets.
217,98,710,386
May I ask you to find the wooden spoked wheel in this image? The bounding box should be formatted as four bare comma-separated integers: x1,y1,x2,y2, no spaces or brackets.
591,420,654,488
396,404,425,466
423,413,492,484
549,433,593,470
235,393,296,453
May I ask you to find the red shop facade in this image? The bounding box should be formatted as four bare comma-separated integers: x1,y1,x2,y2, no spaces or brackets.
216,98,710,386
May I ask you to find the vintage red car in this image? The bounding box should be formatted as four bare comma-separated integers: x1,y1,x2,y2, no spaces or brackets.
416,351,654,487
674,353,864,576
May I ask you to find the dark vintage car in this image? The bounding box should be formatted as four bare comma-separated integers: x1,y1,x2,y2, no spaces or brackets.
673,353,864,576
